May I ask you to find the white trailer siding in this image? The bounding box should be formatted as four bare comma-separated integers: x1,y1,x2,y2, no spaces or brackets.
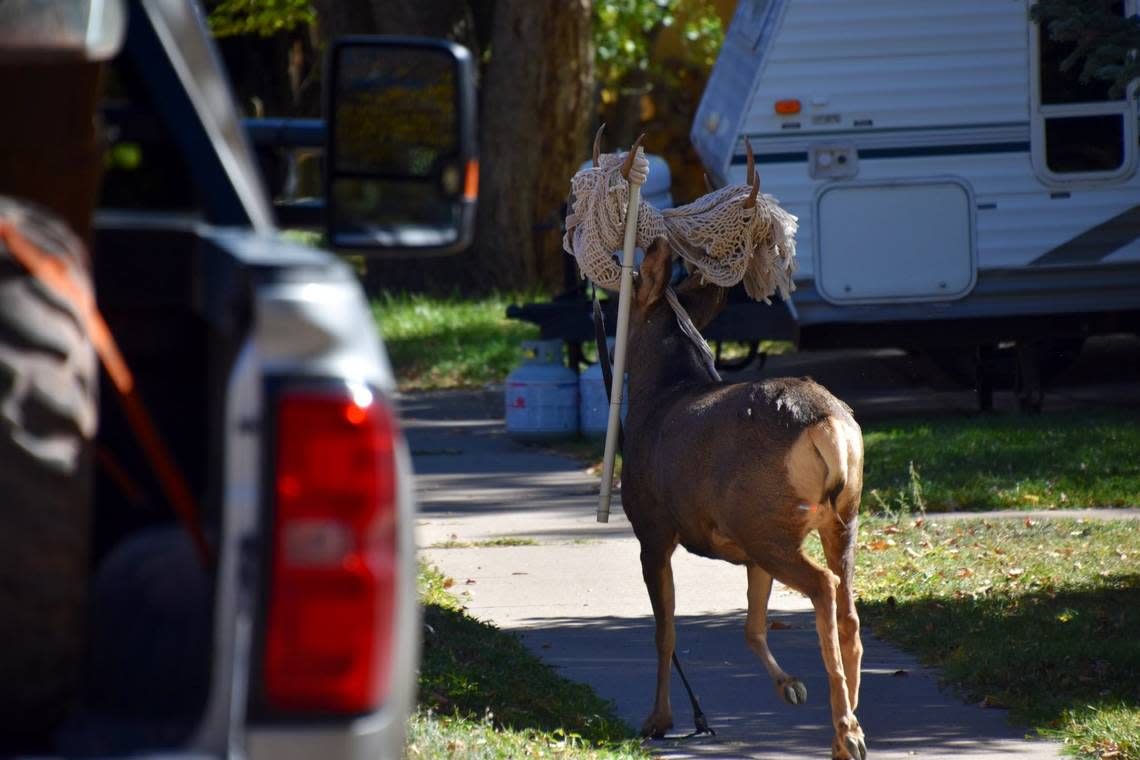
743,1,1029,136
693,0,1140,327
749,153,1140,278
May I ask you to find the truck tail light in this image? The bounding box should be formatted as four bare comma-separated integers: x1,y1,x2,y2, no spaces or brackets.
264,388,399,713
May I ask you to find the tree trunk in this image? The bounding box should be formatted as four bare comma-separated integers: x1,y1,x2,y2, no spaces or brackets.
312,0,377,39
473,0,594,292
354,0,594,295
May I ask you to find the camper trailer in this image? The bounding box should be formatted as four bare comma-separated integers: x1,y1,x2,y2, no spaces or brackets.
692,0,1140,406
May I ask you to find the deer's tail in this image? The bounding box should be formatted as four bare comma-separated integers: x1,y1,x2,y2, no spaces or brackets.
808,416,863,520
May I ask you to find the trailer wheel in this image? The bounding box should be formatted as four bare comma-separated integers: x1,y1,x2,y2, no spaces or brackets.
926,338,1084,409
0,199,97,746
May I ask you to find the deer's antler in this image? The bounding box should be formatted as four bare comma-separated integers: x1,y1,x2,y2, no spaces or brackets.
743,173,760,210
621,133,646,181
593,123,606,168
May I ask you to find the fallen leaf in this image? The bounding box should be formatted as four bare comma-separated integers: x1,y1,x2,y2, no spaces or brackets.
882,525,900,535
1007,567,1024,578
978,695,1007,709
868,539,892,551
891,669,908,677
465,578,477,585
955,568,975,578
1024,518,1036,528
770,620,793,630
442,577,455,589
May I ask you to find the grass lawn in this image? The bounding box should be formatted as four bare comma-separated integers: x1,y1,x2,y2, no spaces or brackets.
844,516,1140,760
372,292,541,391
411,563,646,759
862,408,1140,512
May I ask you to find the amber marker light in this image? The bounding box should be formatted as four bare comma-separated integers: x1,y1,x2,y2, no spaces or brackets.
774,99,801,115
464,159,479,200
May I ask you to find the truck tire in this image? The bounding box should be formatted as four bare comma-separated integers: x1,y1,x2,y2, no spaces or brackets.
54,526,212,756
0,198,98,747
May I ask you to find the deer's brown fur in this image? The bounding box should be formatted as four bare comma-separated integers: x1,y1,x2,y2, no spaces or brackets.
621,239,867,759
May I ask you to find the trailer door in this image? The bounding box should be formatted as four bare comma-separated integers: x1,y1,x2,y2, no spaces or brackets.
1030,1,1138,186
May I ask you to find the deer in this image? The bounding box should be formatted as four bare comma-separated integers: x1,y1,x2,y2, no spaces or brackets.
617,235,867,760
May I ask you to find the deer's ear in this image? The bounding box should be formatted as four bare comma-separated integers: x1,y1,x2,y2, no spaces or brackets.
676,273,726,330
635,237,672,308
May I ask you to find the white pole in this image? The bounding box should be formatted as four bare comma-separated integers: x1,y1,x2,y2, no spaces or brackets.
597,146,643,523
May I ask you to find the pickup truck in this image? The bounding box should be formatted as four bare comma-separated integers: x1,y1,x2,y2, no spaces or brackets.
0,1,475,757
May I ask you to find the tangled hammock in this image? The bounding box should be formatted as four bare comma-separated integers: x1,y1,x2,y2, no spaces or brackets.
562,151,799,304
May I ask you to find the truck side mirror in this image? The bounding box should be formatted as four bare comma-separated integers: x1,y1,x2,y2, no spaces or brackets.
326,37,477,255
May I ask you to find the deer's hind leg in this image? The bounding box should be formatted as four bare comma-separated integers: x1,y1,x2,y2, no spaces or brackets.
819,513,863,712
639,539,679,738
745,564,807,706
755,546,866,760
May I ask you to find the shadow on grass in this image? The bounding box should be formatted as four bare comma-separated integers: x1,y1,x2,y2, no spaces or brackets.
859,574,1140,725
419,601,635,744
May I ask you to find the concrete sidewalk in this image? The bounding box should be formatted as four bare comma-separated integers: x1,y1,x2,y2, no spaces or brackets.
403,388,1119,759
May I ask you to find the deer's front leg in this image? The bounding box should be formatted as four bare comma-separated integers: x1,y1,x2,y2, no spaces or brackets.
639,544,677,738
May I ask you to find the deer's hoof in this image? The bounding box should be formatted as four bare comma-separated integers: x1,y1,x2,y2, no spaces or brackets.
640,711,673,740
832,726,867,760
777,677,807,706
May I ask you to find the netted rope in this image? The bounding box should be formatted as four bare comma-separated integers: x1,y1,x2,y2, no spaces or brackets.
563,151,798,303
663,286,721,382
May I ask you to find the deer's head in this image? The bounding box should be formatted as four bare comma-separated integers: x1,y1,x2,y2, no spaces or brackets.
627,238,727,392
633,238,727,332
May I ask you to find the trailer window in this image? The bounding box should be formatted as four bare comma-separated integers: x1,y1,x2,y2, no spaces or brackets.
1030,1,1136,184
1045,114,1126,174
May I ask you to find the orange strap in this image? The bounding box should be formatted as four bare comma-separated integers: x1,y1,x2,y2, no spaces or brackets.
0,220,213,564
